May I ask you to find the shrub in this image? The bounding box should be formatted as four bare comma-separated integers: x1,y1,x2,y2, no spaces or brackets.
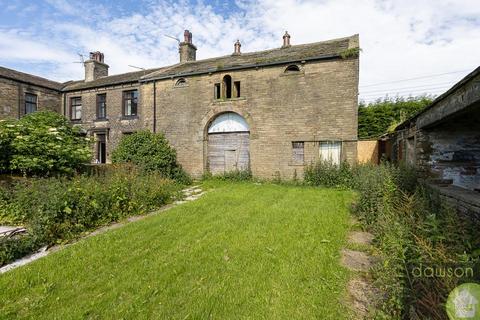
0,111,91,176
111,131,190,183
0,165,181,266
304,161,354,188
347,163,479,319
202,169,252,182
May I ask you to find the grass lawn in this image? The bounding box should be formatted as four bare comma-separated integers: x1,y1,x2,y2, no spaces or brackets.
0,181,354,319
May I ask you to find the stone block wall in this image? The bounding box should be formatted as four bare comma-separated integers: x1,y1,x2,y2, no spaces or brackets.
0,78,61,119
64,83,153,162
152,57,359,179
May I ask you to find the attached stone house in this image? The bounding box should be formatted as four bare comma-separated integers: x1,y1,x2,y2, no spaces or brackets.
0,67,62,119
0,31,360,179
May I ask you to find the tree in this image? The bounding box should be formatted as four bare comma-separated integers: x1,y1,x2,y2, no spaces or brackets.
0,111,91,175
111,131,189,182
358,96,433,139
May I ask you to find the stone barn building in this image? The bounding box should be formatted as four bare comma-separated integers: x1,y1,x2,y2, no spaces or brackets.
387,66,480,215
0,31,360,179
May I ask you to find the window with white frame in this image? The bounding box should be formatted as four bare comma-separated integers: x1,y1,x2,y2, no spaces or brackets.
319,141,342,165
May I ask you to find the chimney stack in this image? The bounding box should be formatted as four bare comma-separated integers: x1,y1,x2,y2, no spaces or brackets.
233,40,241,55
282,31,291,48
84,51,109,82
179,30,197,63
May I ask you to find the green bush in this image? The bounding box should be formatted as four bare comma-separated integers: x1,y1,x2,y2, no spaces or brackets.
0,112,91,176
0,165,182,266
111,131,190,183
202,169,252,182
358,96,432,139
304,161,354,188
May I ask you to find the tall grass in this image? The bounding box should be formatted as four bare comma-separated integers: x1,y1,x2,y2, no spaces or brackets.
0,165,182,266
305,161,480,319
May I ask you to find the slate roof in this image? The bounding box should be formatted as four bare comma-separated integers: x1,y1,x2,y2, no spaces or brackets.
395,65,480,130
2,34,358,92
0,66,64,91
142,34,358,81
62,67,165,91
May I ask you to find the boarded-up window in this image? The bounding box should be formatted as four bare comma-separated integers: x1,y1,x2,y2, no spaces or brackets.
319,141,342,165
214,83,221,99
292,142,304,163
234,81,241,98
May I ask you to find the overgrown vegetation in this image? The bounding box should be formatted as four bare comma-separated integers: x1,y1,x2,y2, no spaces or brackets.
305,161,480,319
358,96,432,139
340,47,362,59
0,165,182,266
111,130,190,183
0,111,91,176
201,169,252,182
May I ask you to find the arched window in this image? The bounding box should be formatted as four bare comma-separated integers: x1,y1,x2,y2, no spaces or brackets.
223,75,232,99
208,112,249,133
285,65,300,72
174,78,187,87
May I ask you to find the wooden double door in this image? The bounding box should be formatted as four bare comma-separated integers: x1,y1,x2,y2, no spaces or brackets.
207,132,250,174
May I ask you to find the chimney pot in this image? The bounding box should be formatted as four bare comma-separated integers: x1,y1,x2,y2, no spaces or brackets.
84,51,108,82
282,31,291,48
89,51,104,63
233,40,241,55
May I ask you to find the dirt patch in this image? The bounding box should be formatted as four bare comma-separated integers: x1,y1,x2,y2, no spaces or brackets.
341,249,377,272
347,277,379,319
348,231,374,246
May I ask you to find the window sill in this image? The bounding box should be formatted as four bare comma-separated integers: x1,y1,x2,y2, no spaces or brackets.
213,97,246,103
94,118,109,122
121,115,139,120
288,162,305,166
70,119,82,123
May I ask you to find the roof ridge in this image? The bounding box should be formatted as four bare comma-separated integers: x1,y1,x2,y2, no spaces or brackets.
0,66,63,85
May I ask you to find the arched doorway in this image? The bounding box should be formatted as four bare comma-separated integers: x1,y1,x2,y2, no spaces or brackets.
207,112,250,174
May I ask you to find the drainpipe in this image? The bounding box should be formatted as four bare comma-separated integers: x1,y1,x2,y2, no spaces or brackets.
153,81,157,133
63,93,66,117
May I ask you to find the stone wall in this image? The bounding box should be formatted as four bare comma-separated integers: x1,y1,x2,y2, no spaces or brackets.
151,57,359,179
64,83,152,162
416,108,480,191
0,78,61,119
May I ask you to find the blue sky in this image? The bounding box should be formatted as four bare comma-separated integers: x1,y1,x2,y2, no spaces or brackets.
1,0,479,102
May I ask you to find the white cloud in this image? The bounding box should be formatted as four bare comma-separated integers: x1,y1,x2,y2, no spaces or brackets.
1,0,479,102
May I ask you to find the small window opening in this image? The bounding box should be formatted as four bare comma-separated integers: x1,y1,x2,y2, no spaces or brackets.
214,83,221,99
223,75,232,99
234,81,241,98
285,65,300,72
292,142,304,163
175,78,187,87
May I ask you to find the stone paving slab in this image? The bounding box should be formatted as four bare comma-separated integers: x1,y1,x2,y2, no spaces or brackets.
348,231,374,246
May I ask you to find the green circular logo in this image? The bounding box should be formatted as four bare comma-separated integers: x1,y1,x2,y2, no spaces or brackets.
446,283,480,320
